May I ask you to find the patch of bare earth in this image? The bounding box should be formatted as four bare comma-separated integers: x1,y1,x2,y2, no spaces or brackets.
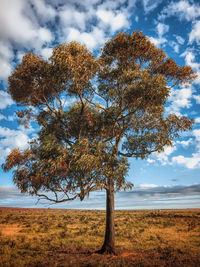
0,224,23,236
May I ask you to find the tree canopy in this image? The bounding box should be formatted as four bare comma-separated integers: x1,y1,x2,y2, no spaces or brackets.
2,31,196,254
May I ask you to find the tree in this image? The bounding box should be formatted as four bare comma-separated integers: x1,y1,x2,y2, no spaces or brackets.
2,31,196,254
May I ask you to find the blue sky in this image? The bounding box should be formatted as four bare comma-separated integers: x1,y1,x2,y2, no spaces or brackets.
0,0,200,209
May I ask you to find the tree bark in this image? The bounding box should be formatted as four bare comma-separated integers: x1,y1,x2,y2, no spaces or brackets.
98,182,115,254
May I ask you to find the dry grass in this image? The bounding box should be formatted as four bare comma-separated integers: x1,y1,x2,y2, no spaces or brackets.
0,207,200,266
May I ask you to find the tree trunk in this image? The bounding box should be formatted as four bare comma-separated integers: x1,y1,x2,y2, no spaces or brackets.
98,183,115,254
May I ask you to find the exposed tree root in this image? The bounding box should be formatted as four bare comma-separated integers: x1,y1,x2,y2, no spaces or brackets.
95,246,117,255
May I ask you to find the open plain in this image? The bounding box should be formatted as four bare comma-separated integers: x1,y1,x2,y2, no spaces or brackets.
0,207,200,266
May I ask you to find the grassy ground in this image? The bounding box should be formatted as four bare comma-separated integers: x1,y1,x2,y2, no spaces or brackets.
0,207,200,266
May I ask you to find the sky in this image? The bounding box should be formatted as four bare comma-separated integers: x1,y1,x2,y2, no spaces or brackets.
0,0,200,210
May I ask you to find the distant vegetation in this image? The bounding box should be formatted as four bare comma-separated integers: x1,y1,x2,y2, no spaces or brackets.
0,207,200,266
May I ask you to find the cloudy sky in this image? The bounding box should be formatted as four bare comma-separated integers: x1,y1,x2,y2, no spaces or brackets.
0,0,200,210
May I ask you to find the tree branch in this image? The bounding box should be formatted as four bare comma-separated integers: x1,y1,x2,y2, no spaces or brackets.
36,192,81,203
118,148,159,158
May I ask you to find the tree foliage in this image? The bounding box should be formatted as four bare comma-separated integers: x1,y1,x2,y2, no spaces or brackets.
3,31,196,203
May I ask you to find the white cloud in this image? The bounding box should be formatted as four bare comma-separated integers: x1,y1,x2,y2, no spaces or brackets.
193,95,200,104
0,41,13,79
148,36,167,47
148,22,169,48
171,129,200,169
0,0,136,80
166,86,193,115
181,50,200,86
57,0,134,50
149,128,200,169
175,35,185,45
147,158,155,163
138,183,158,189
97,0,135,12
157,22,169,36
146,135,198,168
40,47,53,60
31,0,56,23
1,184,200,209
159,0,200,21
193,72,200,86
152,145,177,165
0,91,14,109
193,129,200,152
7,115,16,121
169,41,180,53
67,27,106,50
0,126,31,159
54,0,135,51
0,114,5,120
59,7,88,32
183,50,200,71
172,154,200,169
176,138,193,148
97,9,129,32
0,0,54,79
0,0,31,42
38,28,53,43
0,114,16,121
195,118,200,123
189,21,200,45
142,0,163,13
61,97,77,108
0,132,29,150
67,28,96,50
0,41,13,60
0,0,51,47
16,51,25,63
0,147,11,159
0,60,12,79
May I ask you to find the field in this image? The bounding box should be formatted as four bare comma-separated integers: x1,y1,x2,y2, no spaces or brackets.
0,208,200,266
